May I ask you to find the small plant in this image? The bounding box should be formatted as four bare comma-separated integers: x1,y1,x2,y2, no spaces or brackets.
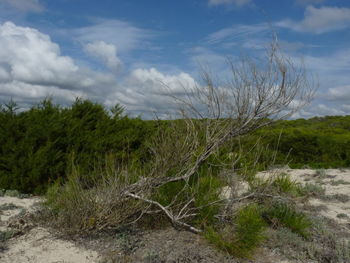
116,232,134,254
336,213,348,219
4,190,20,197
267,221,350,263
322,194,350,203
298,183,326,197
315,169,327,179
45,162,144,233
262,202,311,238
0,229,18,252
205,204,266,258
266,227,310,261
0,203,19,211
272,173,301,197
331,180,350,186
143,250,160,263
0,230,16,242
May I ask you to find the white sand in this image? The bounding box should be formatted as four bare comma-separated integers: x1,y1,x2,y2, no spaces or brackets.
0,196,100,263
1,168,349,263
2,227,98,263
257,168,350,224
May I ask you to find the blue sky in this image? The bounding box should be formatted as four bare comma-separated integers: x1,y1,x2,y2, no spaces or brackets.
0,0,349,118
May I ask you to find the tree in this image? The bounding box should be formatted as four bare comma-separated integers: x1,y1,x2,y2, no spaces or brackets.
120,41,315,233
47,40,315,235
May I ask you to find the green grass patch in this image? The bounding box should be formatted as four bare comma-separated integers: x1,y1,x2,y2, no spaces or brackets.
262,202,311,238
272,173,302,197
205,204,266,258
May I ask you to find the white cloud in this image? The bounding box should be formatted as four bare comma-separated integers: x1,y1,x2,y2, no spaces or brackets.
71,19,155,54
0,21,77,86
91,67,199,119
309,104,345,116
286,49,350,118
0,0,43,12
292,103,346,118
205,24,269,50
128,68,196,94
340,104,350,113
84,41,122,73
277,5,350,34
208,0,251,7
111,68,198,117
0,21,117,104
327,85,350,101
188,46,229,77
0,21,198,118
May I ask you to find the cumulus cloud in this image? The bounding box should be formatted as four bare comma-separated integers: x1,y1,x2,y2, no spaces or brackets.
128,68,196,94
0,0,43,12
0,21,198,118
208,0,251,7
106,68,198,118
277,5,350,34
0,21,117,104
84,41,122,73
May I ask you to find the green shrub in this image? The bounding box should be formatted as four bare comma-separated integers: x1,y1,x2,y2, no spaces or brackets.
45,163,143,233
272,173,302,197
297,183,326,197
205,204,266,258
193,175,223,226
4,190,20,197
0,99,155,194
262,202,311,238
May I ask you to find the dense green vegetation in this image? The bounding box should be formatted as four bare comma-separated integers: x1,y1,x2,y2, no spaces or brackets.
2,99,349,259
1,99,350,194
255,116,350,168
0,99,154,194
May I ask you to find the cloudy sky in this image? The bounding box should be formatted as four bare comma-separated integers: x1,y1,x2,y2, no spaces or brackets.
0,0,349,118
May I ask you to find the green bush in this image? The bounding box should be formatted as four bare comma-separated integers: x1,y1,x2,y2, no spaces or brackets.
262,202,311,238
192,174,223,226
272,173,302,197
45,162,143,233
0,99,155,194
297,183,326,197
205,204,266,258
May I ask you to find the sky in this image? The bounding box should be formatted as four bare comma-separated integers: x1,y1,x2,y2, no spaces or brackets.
0,0,349,118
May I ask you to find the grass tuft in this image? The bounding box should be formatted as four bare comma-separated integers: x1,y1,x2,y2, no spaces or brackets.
272,173,302,196
205,204,266,258
262,202,311,238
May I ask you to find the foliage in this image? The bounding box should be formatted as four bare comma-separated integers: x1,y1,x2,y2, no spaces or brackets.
297,183,326,197
1,97,350,194
271,173,302,197
262,201,311,238
45,160,143,232
204,204,266,258
0,99,155,194
253,116,350,168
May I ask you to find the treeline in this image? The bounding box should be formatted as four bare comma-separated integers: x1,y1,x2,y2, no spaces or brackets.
1,99,350,194
255,116,350,168
0,99,155,194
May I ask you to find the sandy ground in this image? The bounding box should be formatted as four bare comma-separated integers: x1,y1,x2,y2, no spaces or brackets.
0,168,349,263
0,196,100,263
257,168,350,226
